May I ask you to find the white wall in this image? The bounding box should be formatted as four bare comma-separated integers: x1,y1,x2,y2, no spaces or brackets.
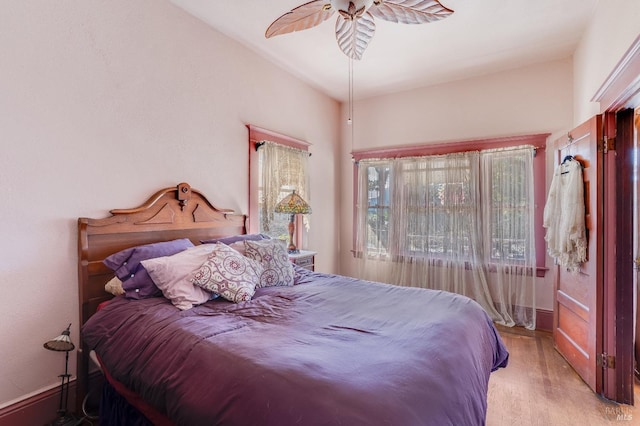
349,59,574,149
339,58,574,311
573,0,640,125
0,0,340,408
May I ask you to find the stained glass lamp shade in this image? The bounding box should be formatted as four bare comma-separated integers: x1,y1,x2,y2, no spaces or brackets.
274,190,311,253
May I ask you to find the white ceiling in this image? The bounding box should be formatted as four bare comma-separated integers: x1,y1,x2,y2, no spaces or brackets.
169,0,599,102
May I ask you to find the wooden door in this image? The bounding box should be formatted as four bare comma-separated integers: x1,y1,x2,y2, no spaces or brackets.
635,109,640,383
611,108,636,404
552,115,604,393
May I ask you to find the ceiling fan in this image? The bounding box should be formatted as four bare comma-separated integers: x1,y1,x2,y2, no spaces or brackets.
265,0,454,60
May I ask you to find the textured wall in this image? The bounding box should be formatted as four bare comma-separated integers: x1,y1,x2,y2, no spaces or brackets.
573,0,640,125
0,0,339,407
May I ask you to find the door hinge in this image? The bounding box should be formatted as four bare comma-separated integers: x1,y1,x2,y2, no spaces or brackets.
597,353,616,369
599,136,616,153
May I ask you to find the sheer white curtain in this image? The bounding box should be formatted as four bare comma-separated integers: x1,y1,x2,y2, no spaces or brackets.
480,147,536,328
355,147,536,329
259,141,310,237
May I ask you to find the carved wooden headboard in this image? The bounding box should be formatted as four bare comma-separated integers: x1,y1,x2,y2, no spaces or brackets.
76,182,246,411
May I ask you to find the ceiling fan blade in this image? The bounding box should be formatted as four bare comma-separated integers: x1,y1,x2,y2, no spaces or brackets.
369,0,453,24
335,12,376,60
265,0,335,38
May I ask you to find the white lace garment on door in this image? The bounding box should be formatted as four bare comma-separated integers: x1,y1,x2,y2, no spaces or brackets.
543,158,587,272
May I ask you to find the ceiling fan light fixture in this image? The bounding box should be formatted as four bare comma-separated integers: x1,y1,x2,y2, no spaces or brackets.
330,0,374,19
265,0,454,60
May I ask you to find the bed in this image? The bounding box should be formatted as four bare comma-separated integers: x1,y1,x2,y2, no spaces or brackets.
77,182,509,425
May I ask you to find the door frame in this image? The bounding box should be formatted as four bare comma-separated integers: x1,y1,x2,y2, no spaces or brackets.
592,35,640,404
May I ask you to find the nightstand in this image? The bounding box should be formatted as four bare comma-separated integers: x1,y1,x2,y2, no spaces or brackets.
289,250,316,271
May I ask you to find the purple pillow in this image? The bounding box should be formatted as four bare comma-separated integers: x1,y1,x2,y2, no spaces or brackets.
103,238,194,299
200,233,269,245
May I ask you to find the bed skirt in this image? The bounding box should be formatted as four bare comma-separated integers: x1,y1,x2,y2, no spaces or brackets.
99,381,153,426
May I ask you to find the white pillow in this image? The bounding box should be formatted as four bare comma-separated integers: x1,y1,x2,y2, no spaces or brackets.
141,244,217,310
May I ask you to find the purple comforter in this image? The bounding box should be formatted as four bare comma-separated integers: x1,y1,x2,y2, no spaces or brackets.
83,268,508,426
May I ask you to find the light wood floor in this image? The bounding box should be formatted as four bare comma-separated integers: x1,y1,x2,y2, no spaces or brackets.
486,326,639,425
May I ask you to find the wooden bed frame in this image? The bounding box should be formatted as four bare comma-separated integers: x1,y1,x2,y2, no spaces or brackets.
76,182,247,413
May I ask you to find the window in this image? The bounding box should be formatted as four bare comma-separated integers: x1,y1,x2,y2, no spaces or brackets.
353,134,548,275
248,125,310,240
483,150,533,263
402,156,474,258
257,142,309,239
364,164,390,256
359,154,479,260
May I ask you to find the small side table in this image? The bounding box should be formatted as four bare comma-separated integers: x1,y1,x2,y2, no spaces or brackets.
289,250,316,271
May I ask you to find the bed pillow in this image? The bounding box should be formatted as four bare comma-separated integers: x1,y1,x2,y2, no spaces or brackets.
140,244,217,310
228,241,247,256
244,239,295,288
200,233,269,246
103,238,194,300
191,243,263,303
104,276,125,296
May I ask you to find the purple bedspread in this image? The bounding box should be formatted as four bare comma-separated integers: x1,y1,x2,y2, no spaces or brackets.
83,268,508,426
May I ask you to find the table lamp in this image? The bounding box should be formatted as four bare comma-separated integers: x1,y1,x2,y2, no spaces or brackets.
44,324,78,426
274,190,311,253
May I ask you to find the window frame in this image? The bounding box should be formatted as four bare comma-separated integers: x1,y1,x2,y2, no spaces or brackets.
248,125,310,241
352,133,549,277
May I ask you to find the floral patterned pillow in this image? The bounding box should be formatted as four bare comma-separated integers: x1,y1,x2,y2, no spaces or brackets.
244,239,295,288
190,243,263,303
